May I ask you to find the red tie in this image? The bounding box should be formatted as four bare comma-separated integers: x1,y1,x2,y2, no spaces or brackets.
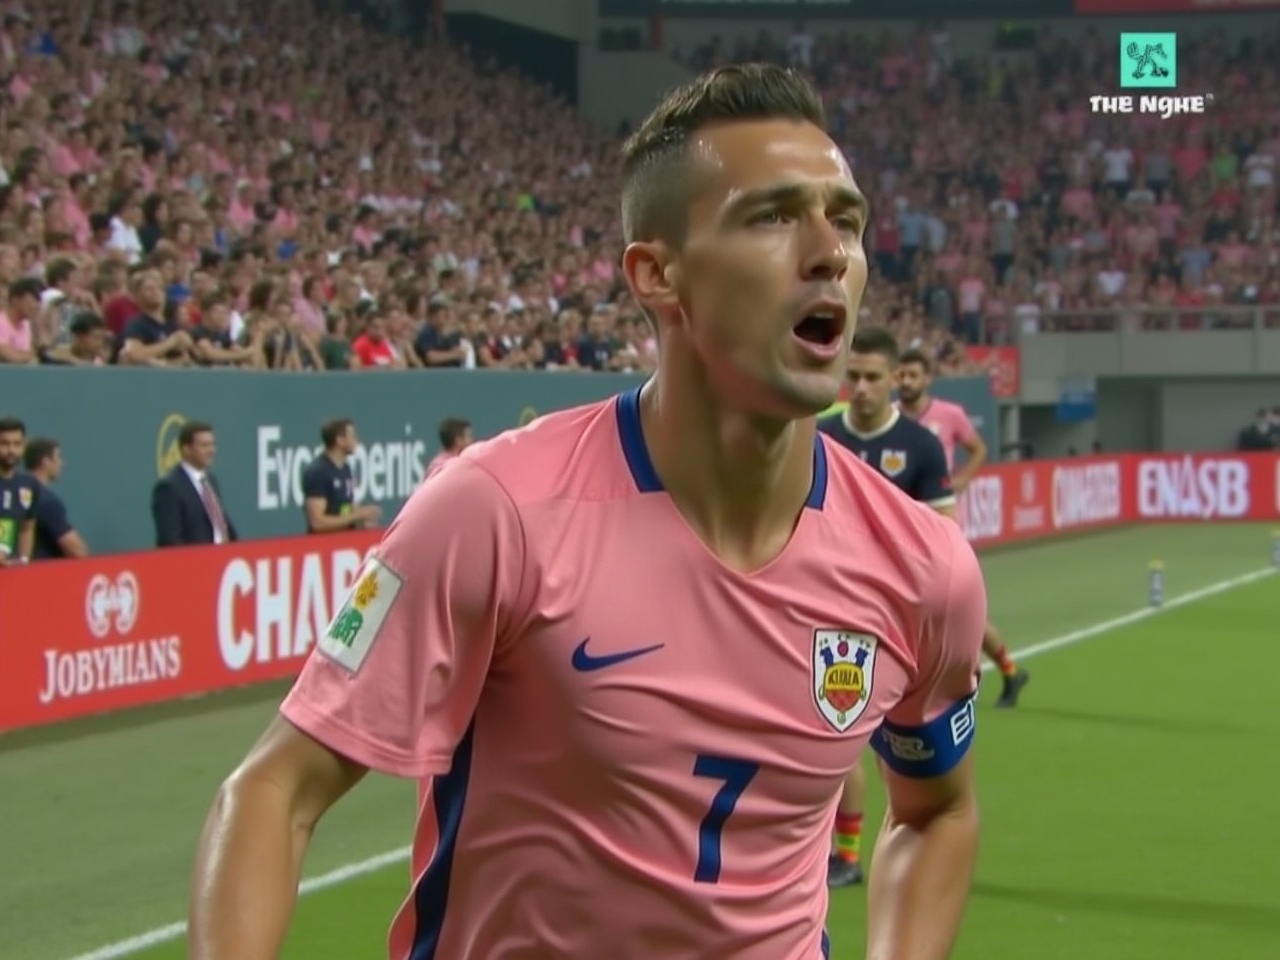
200,476,229,542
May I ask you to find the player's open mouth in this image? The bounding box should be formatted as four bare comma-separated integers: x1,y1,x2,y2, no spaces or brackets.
792,300,847,357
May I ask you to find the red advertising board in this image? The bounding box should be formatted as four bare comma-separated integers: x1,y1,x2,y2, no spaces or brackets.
958,452,1279,549
965,346,1021,399
1,453,1277,733
1075,0,1280,10
0,530,378,733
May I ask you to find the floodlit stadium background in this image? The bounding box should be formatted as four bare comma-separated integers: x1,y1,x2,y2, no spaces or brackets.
1,2,1278,959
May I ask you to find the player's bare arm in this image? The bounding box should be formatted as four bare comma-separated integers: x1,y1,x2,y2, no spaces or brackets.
189,717,367,960
951,430,987,492
17,516,34,561
866,754,979,960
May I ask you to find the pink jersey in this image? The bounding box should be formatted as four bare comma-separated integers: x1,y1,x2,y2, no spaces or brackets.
909,398,977,470
281,386,986,960
424,450,456,476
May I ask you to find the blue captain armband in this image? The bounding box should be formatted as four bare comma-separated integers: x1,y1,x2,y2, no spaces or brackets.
870,694,976,778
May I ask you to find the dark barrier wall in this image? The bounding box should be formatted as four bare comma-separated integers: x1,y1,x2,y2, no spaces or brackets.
1,368,994,554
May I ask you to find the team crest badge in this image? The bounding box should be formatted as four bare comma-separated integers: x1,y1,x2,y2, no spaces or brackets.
879,450,907,477
812,630,878,732
18,487,32,509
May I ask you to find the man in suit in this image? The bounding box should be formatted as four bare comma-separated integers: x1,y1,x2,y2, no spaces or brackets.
151,420,238,547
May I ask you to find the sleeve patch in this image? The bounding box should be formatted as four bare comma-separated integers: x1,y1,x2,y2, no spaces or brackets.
318,557,404,674
871,694,976,778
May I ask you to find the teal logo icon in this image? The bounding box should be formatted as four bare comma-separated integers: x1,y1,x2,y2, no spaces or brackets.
1120,33,1176,89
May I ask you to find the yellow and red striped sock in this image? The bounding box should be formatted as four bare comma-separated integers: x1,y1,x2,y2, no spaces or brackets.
991,643,1018,677
834,812,863,864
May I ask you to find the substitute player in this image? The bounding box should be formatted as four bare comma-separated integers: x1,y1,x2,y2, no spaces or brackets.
817,327,959,889
189,64,985,960
898,347,1029,708
301,418,381,534
0,416,37,564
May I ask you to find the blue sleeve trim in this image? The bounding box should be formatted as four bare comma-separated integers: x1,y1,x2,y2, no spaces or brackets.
871,694,976,778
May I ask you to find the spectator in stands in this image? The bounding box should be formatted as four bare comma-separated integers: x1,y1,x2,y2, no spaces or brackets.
116,268,194,366
0,276,43,364
23,437,88,560
0,0,1273,388
42,311,109,366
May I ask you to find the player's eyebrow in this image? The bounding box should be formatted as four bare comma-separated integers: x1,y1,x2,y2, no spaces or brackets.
726,182,870,222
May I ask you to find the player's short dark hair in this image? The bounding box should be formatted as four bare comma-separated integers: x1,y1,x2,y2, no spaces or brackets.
898,347,932,372
620,63,826,247
438,417,471,450
178,420,214,448
320,417,354,449
0,416,25,437
23,436,58,470
851,325,900,365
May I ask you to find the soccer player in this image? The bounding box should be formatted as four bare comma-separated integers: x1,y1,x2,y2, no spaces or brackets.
189,64,985,960
301,418,382,534
817,327,959,888
0,416,37,564
425,415,473,474
898,348,1029,708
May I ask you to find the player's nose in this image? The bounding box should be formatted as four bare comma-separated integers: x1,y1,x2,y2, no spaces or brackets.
798,218,849,282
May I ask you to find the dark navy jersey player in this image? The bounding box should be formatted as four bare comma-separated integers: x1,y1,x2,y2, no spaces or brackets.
818,329,954,513
0,417,39,563
302,418,382,534
816,326,956,892
24,436,89,559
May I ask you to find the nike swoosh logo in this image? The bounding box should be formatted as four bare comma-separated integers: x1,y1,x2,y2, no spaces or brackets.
571,638,665,672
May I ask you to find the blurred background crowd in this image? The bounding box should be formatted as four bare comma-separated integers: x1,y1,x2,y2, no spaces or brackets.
0,0,1277,382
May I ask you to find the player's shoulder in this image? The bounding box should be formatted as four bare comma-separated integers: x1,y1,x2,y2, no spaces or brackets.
301,455,330,477
815,412,843,436
442,389,638,507
819,437,967,559
934,397,969,419
887,411,946,452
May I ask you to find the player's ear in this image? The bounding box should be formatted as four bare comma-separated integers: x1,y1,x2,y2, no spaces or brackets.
622,241,680,319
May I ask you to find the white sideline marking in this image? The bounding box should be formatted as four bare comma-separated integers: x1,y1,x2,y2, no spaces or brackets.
64,566,1275,960
979,565,1274,672
61,848,411,960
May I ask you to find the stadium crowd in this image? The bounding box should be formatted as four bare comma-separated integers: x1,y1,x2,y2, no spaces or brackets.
0,2,1276,378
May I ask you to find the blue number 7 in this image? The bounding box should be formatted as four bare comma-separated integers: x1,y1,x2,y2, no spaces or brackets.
692,754,761,883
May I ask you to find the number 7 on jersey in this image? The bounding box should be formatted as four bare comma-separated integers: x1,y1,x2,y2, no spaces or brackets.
692,754,760,883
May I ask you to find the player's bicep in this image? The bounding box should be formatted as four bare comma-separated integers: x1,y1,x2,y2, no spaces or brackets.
231,713,369,830
871,527,984,780
281,461,527,779
302,497,328,529
878,751,976,827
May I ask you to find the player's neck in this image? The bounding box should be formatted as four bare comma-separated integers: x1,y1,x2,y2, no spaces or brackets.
846,404,895,437
639,376,816,568
326,449,347,467
899,394,931,417
0,467,14,481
